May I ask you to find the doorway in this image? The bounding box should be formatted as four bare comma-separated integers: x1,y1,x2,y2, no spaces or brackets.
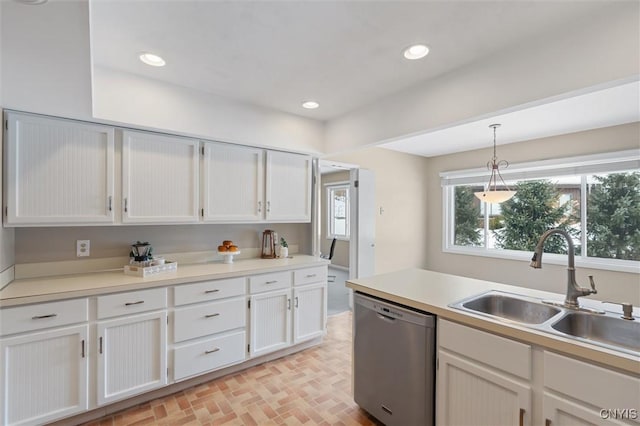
318,160,375,315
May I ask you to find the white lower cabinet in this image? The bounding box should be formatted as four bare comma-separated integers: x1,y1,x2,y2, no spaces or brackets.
543,351,640,426
437,320,532,426
249,288,292,357
293,282,327,343
0,325,89,426
174,330,246,381
97,311,168,405
249,267,328,357
437,320,640,426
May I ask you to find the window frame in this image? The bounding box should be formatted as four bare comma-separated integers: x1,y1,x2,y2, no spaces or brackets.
325,182,350,241
441,149,640,274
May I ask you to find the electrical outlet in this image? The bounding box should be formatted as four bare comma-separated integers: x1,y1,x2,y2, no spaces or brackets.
77,240,90,257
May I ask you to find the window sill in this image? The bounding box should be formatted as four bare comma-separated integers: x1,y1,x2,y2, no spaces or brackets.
443,246,640,274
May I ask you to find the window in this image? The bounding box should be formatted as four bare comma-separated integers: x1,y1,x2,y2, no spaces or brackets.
326,183,350,240
441,150,640,273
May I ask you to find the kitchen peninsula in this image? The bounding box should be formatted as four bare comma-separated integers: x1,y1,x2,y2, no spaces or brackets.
347,268,640,426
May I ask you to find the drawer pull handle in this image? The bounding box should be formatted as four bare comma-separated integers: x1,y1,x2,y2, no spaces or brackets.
265,280,278,284
295,296,299,308
306,274,316,278
99,337,103,354
205,348,220,354
125,301,145,306
32,314,57,320
205,313,220,318
81,339,85,358
519,408,525,426
205,289,220,294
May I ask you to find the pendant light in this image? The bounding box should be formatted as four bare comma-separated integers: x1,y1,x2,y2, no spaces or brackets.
474,124,516,203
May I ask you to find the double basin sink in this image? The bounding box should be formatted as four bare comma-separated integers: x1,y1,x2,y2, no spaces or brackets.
450,290,639,356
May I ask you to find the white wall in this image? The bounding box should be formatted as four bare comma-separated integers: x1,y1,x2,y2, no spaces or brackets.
92,67,325,154
326,148,430,275
1,0,94,120
324,3,640,154
425,123,640,305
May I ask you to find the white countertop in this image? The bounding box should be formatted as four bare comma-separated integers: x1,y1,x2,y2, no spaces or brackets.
346,268,640,375
0,255,329,307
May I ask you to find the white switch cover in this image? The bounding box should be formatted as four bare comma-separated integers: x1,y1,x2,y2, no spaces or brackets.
77,240,90,257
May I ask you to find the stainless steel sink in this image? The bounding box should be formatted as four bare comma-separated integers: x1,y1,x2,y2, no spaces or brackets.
451,291,563,324
450,290,639,356
551,312,640,353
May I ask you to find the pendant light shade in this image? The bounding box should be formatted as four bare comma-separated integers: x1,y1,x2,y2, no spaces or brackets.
474,124,516,204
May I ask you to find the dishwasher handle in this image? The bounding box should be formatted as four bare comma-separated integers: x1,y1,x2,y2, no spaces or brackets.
377,312,396,322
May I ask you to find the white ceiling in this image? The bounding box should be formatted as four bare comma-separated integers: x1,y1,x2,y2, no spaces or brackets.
89,1,638,157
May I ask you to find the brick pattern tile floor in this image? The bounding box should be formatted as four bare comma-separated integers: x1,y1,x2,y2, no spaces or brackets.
82,312,382,426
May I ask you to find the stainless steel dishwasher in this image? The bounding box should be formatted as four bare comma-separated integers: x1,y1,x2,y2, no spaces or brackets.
354,292,436,426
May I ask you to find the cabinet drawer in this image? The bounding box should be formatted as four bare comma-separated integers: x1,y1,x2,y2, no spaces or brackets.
173,330,246,380
97,288,167,319
544,351,640,414
174,277,246,306
0,298,88,336
438,319,532,380
249,271,291,293
294,266,327,286
174,297,246,343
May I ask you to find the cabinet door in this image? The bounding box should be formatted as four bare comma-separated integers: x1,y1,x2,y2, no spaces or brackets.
293,282,327,343
249,289,291,357
5,112,114,225
543,393,629,426
97,311,167,405
265,151,311,222
0,325,88,426
202,142,264,222
122,130,199,223
437,351,531,426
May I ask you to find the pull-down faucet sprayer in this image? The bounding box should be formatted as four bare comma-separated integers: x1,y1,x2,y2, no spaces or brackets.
530,228,601,312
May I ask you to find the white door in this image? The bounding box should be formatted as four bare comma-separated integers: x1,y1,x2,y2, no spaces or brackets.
122,130,199,223
437,351,531,426
249,289,292,357
97,311,167,405
349,168,375,280
543,393,628,426
202,142,264,222
265,151,311,222
0,325,88,426
293,282,327,343
5,112,115,226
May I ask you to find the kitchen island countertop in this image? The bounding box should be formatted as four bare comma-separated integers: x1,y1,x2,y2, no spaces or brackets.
346,268,639,375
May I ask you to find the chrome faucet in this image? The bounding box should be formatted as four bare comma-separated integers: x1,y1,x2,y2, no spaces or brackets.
530,228,599,311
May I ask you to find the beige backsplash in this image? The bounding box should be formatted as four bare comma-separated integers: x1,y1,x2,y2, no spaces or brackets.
15,223,311,265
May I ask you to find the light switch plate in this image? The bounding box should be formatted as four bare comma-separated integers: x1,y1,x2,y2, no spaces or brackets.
77,240,90,257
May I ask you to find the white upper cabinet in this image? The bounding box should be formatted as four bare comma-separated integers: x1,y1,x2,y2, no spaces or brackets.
122,130,199,224
265,151,311,222
202,142,264,222
4,112,115,226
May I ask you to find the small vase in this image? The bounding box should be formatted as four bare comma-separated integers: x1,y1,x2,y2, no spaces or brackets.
280,247,289,258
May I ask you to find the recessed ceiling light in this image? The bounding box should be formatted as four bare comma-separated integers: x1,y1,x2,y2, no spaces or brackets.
403,44,430,60
139,53,166,67
302,101,319,109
